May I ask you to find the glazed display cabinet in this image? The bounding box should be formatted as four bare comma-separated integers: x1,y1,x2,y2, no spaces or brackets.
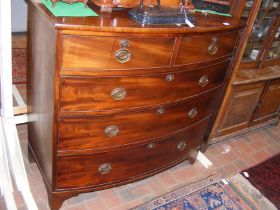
210,0,280,143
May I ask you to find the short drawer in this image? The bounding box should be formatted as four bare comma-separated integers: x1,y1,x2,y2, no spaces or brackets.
59,61,229,112
55,117,209,189
61,36,174,70
175,30,239,65
58,89,218,152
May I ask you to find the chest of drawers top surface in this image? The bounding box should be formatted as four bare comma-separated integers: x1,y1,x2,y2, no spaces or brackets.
32,0,243,34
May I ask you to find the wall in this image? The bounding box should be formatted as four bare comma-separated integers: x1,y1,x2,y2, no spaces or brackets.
12,0,27,32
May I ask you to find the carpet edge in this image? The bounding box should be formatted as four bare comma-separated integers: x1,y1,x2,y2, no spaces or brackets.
229,173,277,210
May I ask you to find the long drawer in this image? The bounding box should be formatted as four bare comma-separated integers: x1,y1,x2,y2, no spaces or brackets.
55,117,209,190
175,30,239,65
58,88,218,152
59,61,229,112
61,36,175,70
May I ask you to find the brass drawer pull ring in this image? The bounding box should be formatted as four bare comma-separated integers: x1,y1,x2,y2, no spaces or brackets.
104,125,119,137
188,108,198,118
115,48,132,63
98,163,112,175
199,75,209,87
111,87,127,100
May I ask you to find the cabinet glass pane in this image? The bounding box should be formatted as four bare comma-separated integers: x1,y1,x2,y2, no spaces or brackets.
242,0,279,61
267,27,280,59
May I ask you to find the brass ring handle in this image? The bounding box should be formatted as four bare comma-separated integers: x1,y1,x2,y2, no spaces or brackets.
177,141,187,151
199,75,209,87
165,74,175,82
111,88,127,101
115,48,132,63
104,125,119,137
156,107,165,115
208,43,218,55
188,108,198,118
98,163,112,175
147,143,156,150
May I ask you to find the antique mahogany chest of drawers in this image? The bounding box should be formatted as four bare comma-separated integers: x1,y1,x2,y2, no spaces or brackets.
27,0,243,209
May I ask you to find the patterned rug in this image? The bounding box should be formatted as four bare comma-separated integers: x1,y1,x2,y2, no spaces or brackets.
242,153,280,209
132,175,257,210
12,48,27,84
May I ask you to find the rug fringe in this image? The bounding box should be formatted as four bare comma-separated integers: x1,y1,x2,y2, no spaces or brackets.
229,173,277,210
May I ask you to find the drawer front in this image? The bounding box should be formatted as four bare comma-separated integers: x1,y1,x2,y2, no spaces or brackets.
61,36,174,70
59,61,229,112
58,89,218,152
56,117,209,189
175,31,239,65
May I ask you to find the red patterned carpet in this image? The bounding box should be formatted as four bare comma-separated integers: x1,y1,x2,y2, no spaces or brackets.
12,48,27,84
242,153,280,208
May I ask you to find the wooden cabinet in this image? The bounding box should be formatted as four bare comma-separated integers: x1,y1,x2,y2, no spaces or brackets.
241,0,280,68
251,79,280,125
216,83,264,137
27,0,243,209
209,1,280,144
211,66,280,142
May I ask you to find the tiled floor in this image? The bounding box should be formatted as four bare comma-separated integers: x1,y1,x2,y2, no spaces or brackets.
11,118,280,210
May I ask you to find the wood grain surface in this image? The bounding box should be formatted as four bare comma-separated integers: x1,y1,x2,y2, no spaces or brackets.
59,61,229,113
58,89,218,152
56,117,209,190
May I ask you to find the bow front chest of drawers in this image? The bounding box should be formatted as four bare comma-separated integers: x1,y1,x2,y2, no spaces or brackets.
27,0,243,209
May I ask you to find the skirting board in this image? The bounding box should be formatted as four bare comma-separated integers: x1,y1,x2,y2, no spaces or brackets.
210,118,279,145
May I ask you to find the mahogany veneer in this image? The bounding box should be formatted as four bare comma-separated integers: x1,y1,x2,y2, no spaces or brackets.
27,0,243,209
59,61,229,113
